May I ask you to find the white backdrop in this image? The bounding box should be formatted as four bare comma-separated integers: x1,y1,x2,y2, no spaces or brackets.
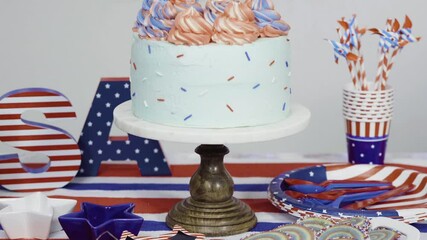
0,0,426,159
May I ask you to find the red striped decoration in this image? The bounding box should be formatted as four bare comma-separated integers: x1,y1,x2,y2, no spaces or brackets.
0,88,81,192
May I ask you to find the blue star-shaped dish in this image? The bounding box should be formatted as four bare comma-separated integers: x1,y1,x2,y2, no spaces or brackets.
58,202,143,240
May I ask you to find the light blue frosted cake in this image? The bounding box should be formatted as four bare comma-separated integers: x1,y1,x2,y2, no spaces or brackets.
130,0,292,128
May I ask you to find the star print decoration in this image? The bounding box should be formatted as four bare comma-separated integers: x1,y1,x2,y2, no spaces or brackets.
59,202,143,240
119,225,205,240
160,225,205,240
77,78,171,176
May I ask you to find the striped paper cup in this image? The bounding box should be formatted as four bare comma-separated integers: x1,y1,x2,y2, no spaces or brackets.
343,107,393,117
343,83,394,165
343,95,393,105
344,82,394,97
343,101,393,110
344,119,391,165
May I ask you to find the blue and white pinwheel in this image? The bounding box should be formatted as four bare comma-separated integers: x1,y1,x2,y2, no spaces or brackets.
327,39,358,64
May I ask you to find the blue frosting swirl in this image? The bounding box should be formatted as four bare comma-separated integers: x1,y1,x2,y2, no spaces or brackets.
137,0,178,39
249,0,290,36
254,9,290,32
141,0,153,11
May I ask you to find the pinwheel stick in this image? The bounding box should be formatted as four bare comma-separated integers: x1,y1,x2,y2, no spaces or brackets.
380,47,400,90
347,60,358,89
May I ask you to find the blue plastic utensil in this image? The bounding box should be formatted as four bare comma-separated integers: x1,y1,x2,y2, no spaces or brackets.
303,190,388,208
286,180,392,194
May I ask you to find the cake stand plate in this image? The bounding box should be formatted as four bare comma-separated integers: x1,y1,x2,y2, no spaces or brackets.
113,101,310,236
114,101,310,144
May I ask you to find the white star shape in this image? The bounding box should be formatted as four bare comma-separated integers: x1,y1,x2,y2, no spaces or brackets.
88,140,93,146
87,122,93,127
124,83,130,89
105,103,111,108
97,149,103,155
107,140,112,145
116,149,121,154
96,93,101,98
144,158,150,163
338,212,344,217
125,140,130,145
135,149,140,154
144,139,149,144
309,171,314,177
376,211,382,216
284,174,290,177
371,144,375,149
360,153,365,158
115,93,120,98
89,159,94,164
105,83,110,89
80,132,84,136
154,167,159,172
80,169,84,173
97,131,102,136
322,209,327,213
80,150,84,155
0,192,77,239
153,148,159,153
96,112,102,117
106,121,111,127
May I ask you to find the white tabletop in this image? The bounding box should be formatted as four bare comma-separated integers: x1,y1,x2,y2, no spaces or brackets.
113,101,310,144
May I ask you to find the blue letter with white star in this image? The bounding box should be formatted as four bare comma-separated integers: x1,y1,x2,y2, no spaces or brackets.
77,78,171,176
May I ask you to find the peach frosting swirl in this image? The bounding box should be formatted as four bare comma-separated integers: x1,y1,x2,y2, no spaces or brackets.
167,7,213,46
171,0,203,13
211,1,260,45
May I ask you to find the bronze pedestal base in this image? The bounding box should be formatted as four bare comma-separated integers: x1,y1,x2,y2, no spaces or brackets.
166,144,257,237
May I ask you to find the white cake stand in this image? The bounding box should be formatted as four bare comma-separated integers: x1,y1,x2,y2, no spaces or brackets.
114,101,310,236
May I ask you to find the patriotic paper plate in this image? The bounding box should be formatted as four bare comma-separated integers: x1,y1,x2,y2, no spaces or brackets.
268,164,427,223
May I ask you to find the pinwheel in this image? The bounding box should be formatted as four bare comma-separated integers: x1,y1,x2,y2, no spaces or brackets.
370,16,420,90
327,39,359,88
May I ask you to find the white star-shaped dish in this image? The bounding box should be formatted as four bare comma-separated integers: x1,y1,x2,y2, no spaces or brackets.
0,192,76,239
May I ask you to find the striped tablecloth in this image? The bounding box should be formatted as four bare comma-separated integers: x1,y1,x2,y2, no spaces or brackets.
1,153,426,239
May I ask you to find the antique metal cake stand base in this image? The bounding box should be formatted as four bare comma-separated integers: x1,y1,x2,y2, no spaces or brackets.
166,144,256,236
113,101,310,236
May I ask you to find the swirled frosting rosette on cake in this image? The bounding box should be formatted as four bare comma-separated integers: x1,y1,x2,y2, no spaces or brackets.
137,0,178,40
211,1,260,45
203,0,230,26
248,0,290,37
171,0,203,13
167,7,213,45
133,0,152,36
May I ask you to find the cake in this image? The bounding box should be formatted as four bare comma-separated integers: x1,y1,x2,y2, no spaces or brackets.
130,0,292,128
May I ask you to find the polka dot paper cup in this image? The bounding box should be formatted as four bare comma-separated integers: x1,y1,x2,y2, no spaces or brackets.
343,84,394,165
